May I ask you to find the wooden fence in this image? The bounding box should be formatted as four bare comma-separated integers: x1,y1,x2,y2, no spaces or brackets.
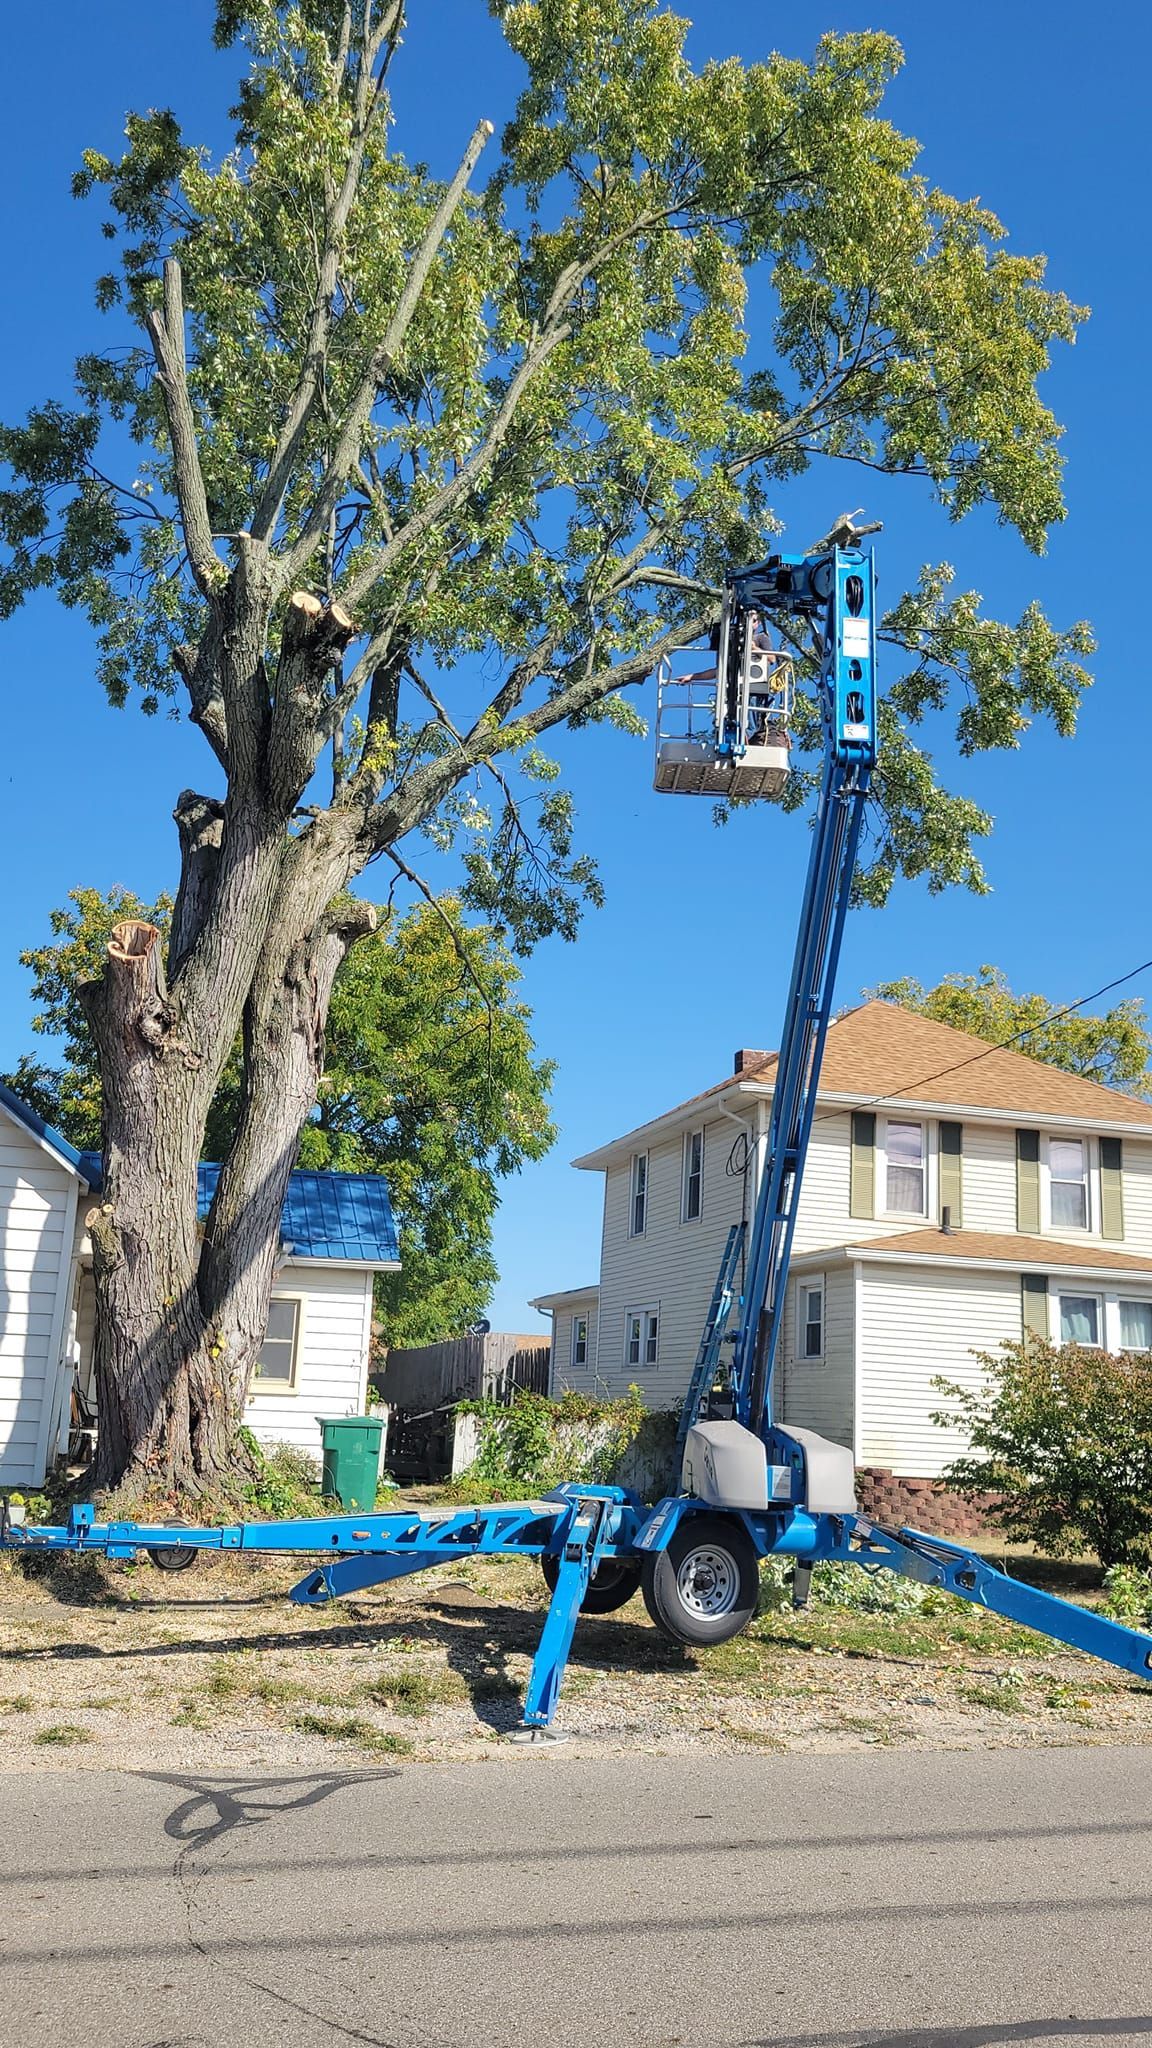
374,1332,551,1480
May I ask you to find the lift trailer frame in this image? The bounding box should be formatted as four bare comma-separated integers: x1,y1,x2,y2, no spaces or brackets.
3,1488,1151,1733
6,528,1151,1729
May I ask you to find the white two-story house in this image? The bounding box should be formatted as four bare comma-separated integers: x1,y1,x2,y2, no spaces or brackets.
531,1001,1152,1515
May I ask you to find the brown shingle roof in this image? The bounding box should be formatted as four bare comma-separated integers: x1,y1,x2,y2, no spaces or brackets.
737,1001,1152,1130
572,998,1152,1168
845,1226,1152,1274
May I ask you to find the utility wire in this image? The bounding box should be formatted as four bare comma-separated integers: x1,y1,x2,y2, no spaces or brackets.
806,955,1152,1127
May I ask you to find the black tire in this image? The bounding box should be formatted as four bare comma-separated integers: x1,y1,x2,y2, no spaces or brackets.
540,1552,643,1615
640,1513,759,1646
146,1544,200,1572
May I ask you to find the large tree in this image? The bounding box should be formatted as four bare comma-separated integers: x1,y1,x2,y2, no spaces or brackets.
3,887,555,1346
871,966,1152,1095
0,1,1094,1492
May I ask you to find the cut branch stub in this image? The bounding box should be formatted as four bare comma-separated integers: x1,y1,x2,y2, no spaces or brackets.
268,590,358,809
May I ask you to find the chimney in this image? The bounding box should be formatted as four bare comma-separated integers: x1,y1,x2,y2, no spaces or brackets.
734,1049,770,1074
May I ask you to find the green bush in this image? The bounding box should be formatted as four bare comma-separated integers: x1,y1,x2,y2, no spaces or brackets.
235,1433,321,1519
933,1340,1152,1566
455,1387,647,1497
1102,1564,1152,1627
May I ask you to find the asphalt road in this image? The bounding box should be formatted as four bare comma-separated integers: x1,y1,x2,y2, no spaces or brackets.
1,1745,1150,2048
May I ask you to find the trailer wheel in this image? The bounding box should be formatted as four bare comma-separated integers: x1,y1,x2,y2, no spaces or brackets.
641,1514,759,1646
146,1544,199,1572
540,1553,643,1614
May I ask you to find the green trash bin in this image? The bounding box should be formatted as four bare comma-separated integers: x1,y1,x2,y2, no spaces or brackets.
318,1414,385,1509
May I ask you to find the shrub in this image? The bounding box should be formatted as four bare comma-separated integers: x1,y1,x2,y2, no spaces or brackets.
758,1556,935,1615
1102,1564,1152,1627
932,1340,1152,1566
455,1387,648,1496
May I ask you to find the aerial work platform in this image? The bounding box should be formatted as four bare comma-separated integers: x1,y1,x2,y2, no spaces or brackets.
653,605,792,799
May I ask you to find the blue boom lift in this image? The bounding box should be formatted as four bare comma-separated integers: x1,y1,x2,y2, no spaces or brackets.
4,521,1152,1733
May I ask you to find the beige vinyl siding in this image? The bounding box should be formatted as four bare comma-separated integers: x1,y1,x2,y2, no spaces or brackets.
1111,1135,1152,1254
0,1128,73,1486
549,1299,599,1394
957,1123,1018,1233
242,1264,374,1464
778,1264,855,1452
595,1118,746,1402
792,1114,940,1251
857,1262,1021,1478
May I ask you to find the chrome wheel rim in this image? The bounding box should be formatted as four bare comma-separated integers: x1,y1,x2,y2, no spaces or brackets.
676,1544,739,1618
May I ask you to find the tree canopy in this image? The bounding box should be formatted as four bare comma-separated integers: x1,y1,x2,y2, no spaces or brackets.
2,886,554,1347
871,965,1152,1095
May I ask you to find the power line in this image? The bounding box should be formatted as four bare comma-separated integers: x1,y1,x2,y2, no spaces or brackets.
809,956,1152,1126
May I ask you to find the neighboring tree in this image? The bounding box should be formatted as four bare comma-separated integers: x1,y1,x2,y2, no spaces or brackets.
0,2,1095,1492
871,965,1152,1095
934,1343,1152,1567
2,888,554,1348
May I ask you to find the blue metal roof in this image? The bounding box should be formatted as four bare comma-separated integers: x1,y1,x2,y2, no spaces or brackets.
197,1163,400,1265
0,1083,399,1266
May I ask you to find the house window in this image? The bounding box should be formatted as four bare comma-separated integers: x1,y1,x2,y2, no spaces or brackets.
253,1297,301,1389
1058,1293,1100,1347
884,1120,926,1215
629,1153,648,1236
571,1315,589,1368
798,1278,824,1361
625,1305,659,1370
1119,1300,1152,1352
682,1128,704,1222
1049,1138,1089,1230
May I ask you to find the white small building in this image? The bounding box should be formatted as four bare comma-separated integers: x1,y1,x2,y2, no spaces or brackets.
532,1002,1152,1514
0,1082,400,1488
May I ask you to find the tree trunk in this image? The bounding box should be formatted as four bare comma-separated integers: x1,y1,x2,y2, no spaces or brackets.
198,896,378,1390
80,921,242,1495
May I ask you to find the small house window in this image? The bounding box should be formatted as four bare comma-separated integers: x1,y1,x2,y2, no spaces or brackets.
1119,1299,1152,1352
885,1120,926,1215
254,1297,301,1388
682,1128,704,1222
571,1315,589,1368
798,1279,824,1361
625,1306,659,1370
629,1153,648,1236
1049,1138,1089,1230
1058,1293,1100,1347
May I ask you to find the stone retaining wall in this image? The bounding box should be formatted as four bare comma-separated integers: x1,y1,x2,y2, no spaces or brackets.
855,1466,999,1540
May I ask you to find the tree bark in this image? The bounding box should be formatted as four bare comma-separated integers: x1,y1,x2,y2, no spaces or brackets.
198,895,378,1386
79,922,236,1494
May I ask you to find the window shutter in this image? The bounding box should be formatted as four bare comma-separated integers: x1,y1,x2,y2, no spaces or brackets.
1100,1135,1124,1241
850,1112,875,1219
939,1121,963,1227
1016,1129,1040,1234
1021,1273,1049,1340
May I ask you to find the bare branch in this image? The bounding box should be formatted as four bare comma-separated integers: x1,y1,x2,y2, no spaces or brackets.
250,1,405,542
144,260,224,600
282,115,495,587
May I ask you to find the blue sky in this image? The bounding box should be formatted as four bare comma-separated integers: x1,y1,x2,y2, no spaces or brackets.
0,3,1147,1331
